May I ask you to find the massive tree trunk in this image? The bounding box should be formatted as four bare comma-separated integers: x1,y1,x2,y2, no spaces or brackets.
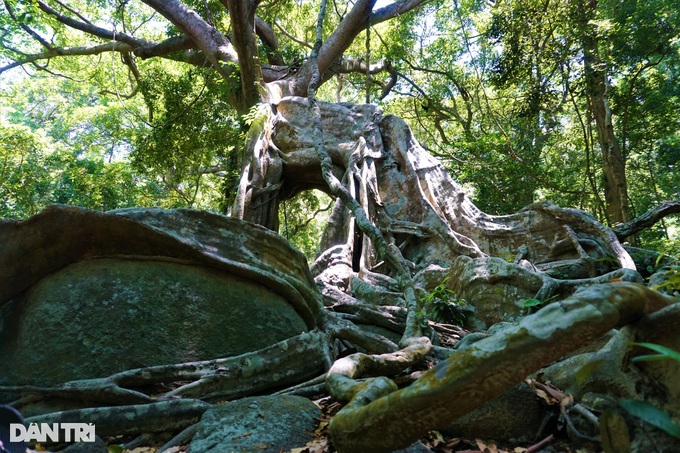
237,97,636,277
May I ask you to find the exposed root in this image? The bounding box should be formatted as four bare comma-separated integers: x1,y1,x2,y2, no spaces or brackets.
614,200,680,240
24,399,211,440
326,336,432,406
328,282,673,452
157,423,199,452
2,331,329,411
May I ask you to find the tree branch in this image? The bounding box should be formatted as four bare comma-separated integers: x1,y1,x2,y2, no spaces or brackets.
273,20,313,49
318,0,376,75
614,200,680,241
133,35,196,59
255,16,284,65
50,0,94,25
141,0,239,80
36,0,143,47
224,0,265,108
370,0,431,25
1,0,216,74
4,0,53,50
0,42,134,75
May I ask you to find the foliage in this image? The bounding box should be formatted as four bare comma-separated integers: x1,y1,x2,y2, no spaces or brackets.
651,266,680,296
520,294,558,311
381,0,680,236
0,121,54,217
0,116,162,218
649,249,680,295
418,278,468,326
279,190,332,262
631,342,680,364
620,399,680,440
133,65,242,211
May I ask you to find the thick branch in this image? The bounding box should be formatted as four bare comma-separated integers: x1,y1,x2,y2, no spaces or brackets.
321,0,431,71
614,200,680,241
317,0,376,75
133,35,196,59
2,2,214,75
370,0,431,25
224,0,265,108
255,16,284,65
255,16,278,51
141,0,238,79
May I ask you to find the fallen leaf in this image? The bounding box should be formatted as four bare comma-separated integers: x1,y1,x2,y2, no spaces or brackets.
526,378,568,404
534,388,553,405
559,393,574,410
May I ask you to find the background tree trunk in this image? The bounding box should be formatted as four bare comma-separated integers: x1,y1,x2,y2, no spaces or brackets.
581,0,631,225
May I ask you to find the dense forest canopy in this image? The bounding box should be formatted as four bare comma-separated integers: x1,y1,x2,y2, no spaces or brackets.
1,0,679,256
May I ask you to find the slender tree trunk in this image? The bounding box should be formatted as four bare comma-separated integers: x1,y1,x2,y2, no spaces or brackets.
580,0,630,225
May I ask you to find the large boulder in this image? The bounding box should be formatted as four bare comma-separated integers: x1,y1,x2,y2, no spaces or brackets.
0,206,322,386
189,395,320,452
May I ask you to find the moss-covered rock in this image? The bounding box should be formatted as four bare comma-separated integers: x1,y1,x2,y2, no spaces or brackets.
1,258,308,385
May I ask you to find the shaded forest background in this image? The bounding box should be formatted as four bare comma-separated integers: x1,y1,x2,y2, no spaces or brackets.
1,0,678,258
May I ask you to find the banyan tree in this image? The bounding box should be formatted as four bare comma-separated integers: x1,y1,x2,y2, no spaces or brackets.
1,0,679,451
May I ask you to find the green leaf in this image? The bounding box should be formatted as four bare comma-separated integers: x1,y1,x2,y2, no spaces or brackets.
522,298,543,307
620,399,680,439
107,445,124,453
630,342,680,364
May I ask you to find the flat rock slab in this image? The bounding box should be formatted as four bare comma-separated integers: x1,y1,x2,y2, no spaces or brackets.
190,395,320,452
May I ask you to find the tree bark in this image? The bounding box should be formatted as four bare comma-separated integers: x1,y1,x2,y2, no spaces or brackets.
581,0,631,226
224,0,266,111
